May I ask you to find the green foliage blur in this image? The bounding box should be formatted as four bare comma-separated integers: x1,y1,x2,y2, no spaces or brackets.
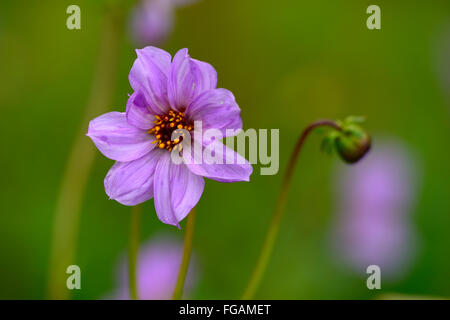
0,0,449,299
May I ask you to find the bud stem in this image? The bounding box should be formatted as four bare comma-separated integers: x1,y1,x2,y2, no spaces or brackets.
242,120,342,299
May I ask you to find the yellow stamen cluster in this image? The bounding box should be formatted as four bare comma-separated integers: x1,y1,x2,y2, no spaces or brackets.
148,110,193,152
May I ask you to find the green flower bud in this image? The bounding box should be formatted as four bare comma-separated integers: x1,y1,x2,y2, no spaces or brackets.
334,123,371,164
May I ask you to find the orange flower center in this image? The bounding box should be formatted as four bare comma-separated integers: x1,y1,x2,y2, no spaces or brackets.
148,110,193,152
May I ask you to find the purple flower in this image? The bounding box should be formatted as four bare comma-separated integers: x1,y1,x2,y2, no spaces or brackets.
130,0,174,46
87,47,252,226
130,0,200,46
331,140,420,279
108,234,197,300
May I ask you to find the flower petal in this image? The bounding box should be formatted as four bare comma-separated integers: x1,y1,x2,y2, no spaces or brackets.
154,152,205,226
126,90,156,130
104,149,162,206
168,48,217,111
129,46,172,114
186,88,242,138
87,112,155,162
184,140,253,183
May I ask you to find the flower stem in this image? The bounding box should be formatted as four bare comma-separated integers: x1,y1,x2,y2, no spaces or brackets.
129,205,142,300
46,6,124,299
242,120,342,299
173,208,197,300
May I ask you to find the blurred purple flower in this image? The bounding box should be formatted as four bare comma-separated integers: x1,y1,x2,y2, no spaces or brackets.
130,0,200,46
108,234,197,300
130,0,173,46
331,140,420,279
87,47,252,226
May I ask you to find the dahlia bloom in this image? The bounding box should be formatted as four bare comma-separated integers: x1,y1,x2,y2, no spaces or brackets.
108,234,197,300
331,140,419,278
87,47,252,226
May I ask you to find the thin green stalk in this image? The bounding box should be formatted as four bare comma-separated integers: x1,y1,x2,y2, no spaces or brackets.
47,6,124,299
129,205,142,300
242,120,342,299
173,208,197,300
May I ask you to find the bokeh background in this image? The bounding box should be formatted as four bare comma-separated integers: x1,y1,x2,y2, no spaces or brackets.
0,0,449,299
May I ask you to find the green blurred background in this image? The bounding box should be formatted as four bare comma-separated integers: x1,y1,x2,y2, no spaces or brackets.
0,0,449,299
